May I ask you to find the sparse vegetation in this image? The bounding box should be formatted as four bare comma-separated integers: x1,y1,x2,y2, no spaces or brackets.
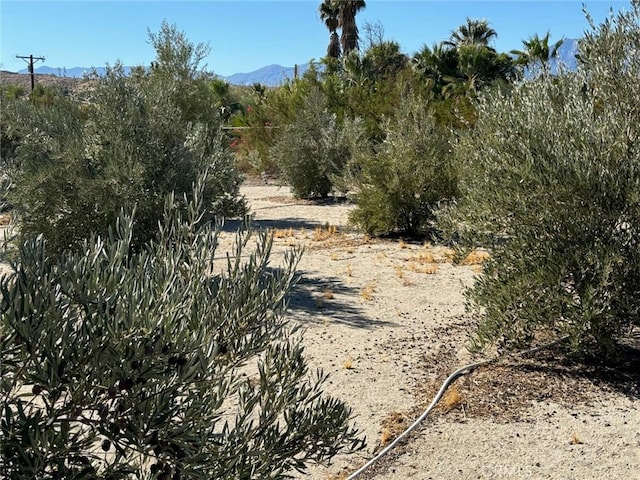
570,433,584,445
406,262,438,275
460,249,491,266
379,411,408,446
442,385,463,413
2,2,639,477
313,224,339,241
360,282,376,301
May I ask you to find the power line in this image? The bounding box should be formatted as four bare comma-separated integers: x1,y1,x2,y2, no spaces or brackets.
16,54,45,91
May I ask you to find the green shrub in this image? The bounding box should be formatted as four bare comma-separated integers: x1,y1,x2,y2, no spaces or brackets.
29,84,64,107
1,84,27,100
444,1,640,357
269,88,363,198
0,175,364,478
2,24,245,254
349,91,457,237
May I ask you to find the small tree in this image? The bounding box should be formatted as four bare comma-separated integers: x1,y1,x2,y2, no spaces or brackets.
0,175,364,478
443,0,640,357
269,88,362,198
1,84,27,100
349,91,457,237
2,24,245,254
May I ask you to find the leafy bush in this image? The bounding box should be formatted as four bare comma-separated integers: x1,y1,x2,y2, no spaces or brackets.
2,24,245,254
444,1,640,357
29,84,66,107
269,88,364,198
0,175,364,478
349,91,457,237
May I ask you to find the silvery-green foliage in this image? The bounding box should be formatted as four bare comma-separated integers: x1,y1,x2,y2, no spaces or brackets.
269,88,363,199
328,115,370,196
3,25,245,255
349,90,457,237
0,176,10,213
0,175,363,478
444,0,640,356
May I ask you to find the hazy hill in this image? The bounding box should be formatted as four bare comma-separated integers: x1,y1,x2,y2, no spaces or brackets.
224,63,311,86
0,70,86,92
16,63,310,87
9,39,580,88
16,65,129,78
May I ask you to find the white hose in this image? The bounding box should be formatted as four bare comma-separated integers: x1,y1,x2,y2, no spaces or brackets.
346,336,569,479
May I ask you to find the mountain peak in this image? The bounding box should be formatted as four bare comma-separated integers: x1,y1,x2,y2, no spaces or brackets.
223,63,310,86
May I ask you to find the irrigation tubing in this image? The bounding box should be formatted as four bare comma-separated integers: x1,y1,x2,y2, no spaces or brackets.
346,336,570,480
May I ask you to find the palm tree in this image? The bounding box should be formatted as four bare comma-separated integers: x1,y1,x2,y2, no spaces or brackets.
319,0,341,58
445,18,497,49
338,0,367,56
412,42,459,87
363,40,408,79
511,32,564,68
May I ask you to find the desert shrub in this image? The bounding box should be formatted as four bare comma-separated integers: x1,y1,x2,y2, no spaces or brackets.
2,24,245,254
29,84,65,107
0,93,85,219
349,91,457,237
1,84,27,100
231,99,280,175
444,1,640,357
0,97,36,212
0,175,364,478
269,88,364,198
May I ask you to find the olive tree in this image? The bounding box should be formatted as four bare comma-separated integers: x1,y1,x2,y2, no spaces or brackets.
349,91,457,237
0,175,364,479
2,23,245,254
269,88,364,199
443,0,640,356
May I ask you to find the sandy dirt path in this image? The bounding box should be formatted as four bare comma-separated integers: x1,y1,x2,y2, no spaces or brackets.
231,183,639,480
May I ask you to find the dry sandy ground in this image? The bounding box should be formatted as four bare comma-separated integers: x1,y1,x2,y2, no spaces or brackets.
226,183,639,480
0,215,11,277
1,185,638,479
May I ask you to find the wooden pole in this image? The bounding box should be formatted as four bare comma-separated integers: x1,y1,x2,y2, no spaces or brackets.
16,54,46,91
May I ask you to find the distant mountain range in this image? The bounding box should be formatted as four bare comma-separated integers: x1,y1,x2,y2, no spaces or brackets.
16,65,127,78
15,39,580,86
17,63,312,87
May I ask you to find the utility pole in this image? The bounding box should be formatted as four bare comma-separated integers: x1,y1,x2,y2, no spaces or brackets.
16,54,46,91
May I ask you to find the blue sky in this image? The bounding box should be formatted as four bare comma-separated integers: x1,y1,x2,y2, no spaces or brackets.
0,1,630,76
